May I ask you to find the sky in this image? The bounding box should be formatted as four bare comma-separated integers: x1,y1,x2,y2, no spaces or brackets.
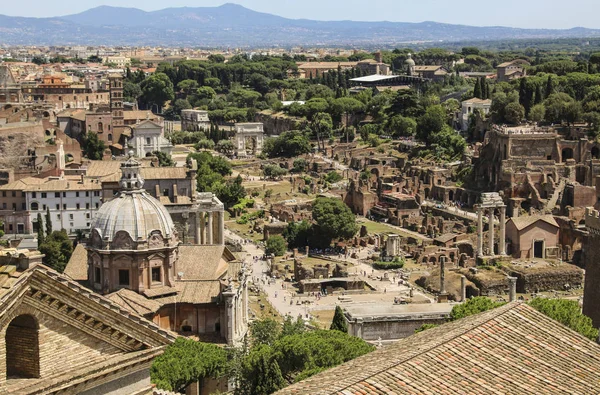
3,0,600,30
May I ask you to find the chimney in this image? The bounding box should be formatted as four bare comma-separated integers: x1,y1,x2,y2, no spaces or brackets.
508,276,517,302
461,275,467,301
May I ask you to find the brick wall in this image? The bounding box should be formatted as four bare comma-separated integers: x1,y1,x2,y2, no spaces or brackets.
583,233,600,328
6,316,39,378
0,303,121,383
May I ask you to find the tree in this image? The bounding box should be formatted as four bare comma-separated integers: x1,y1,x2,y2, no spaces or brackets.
213,175,246,209
449,297,505,321
312,197,359,248
529,103,546,123
194,139,216,150
36,213,45,247
387,115,417,137
140,72,175,109
504,102,525,125
208,54,225,63
151,338,228,392
250,318,281,347
283,220,312,249
152,151,174,167
311,112,333,152
82,132,105,160
281,315,306,338
473,78,482,99
263,165,287,180
123,81,142,102
216,140,235,155
417,105,447,144
262,131,311,158
31,56,46,65
195,86,217,101
265,235,287,256
45,207,52,235
325,171,343,183
177,79,199,96
39,230,73,273
291,158,307,173
544,93,576,124
330,306,348,332
305,84,334,100
165,99,191,120
239,345,287,395
528,298,598,341
332,97,365,141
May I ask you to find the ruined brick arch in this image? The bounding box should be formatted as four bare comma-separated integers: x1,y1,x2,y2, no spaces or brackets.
6,314,40,379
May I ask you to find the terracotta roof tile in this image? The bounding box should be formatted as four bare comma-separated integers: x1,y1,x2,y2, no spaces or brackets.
277,302,600,394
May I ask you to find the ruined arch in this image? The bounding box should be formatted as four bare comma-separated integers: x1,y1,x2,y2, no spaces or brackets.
6,314,40,379
562,147,574,162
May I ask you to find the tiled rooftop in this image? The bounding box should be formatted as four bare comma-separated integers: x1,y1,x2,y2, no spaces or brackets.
278,302,600,394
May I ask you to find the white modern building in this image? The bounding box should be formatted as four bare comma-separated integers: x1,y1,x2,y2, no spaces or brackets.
24,177,103,235
460,98,492,131
130,120,173,158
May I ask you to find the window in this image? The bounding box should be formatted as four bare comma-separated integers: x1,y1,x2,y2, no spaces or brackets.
76,203,80,210
57,214,60,219
118,270,130,286
69,214,73,220
62,192,66,197
55,204,59,210
94,191,100,197
30,202,38,211
21,192,24,197
86,203,90,209
94,267,101,284
1,191,5,197
146,137,151,145
63,204,66,210
32,192,36,198
11,203,16,210
41,193,47,198
54,192,60,198
85,213,90,219
8,224,12,231
42,205,46,210
85,191,89,197
162,189,169,197
75,192,79,197
152,267,161,283
95,203,99,209
21,203,25,210
2,203,6,209
11,191,15,197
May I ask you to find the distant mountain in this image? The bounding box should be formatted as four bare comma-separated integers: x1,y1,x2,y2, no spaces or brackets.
1,3,599,47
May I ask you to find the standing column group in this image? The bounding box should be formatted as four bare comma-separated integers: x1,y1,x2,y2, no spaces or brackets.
476,204,507,257
194,210,225,245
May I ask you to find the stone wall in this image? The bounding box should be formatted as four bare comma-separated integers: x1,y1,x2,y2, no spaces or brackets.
351,317,448,341
583,233,600,327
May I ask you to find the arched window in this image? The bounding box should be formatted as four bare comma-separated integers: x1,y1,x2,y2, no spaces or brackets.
108,134,113,142
98,122,103,132
6,315,40,378
30,202,39,211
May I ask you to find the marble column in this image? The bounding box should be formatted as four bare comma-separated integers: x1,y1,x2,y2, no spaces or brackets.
200,213,206,245
460,275,467,301
508,276,517,302
439,256,446,294
488,208,495,256
195,211,201,244
218,211,225,245
207,212,214,245
477,206,484,257
499,206,506,255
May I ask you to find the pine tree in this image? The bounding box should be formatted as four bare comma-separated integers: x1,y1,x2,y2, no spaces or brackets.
473,78,482,99
37,213,45,247
546,76,554,98
45,206,52,235
330,305,348,332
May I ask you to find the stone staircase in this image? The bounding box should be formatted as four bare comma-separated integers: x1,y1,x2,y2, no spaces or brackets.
546,178,566,212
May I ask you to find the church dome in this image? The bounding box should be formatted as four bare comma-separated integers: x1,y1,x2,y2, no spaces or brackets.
89,155,177,249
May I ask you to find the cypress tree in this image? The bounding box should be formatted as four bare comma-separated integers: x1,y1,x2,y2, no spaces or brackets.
535,84,543,104
518,78,527,106
473,78,482,99
37,213,45,247
330,305,348,332
45,206,52,235
546,76,554,98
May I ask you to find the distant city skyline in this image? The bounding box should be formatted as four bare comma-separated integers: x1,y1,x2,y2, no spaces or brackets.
2,0,600,30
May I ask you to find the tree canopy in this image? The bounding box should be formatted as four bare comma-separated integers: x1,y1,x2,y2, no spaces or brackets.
311,197,358,248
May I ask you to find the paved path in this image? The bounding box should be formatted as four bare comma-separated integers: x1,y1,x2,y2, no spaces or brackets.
226,228,435,322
